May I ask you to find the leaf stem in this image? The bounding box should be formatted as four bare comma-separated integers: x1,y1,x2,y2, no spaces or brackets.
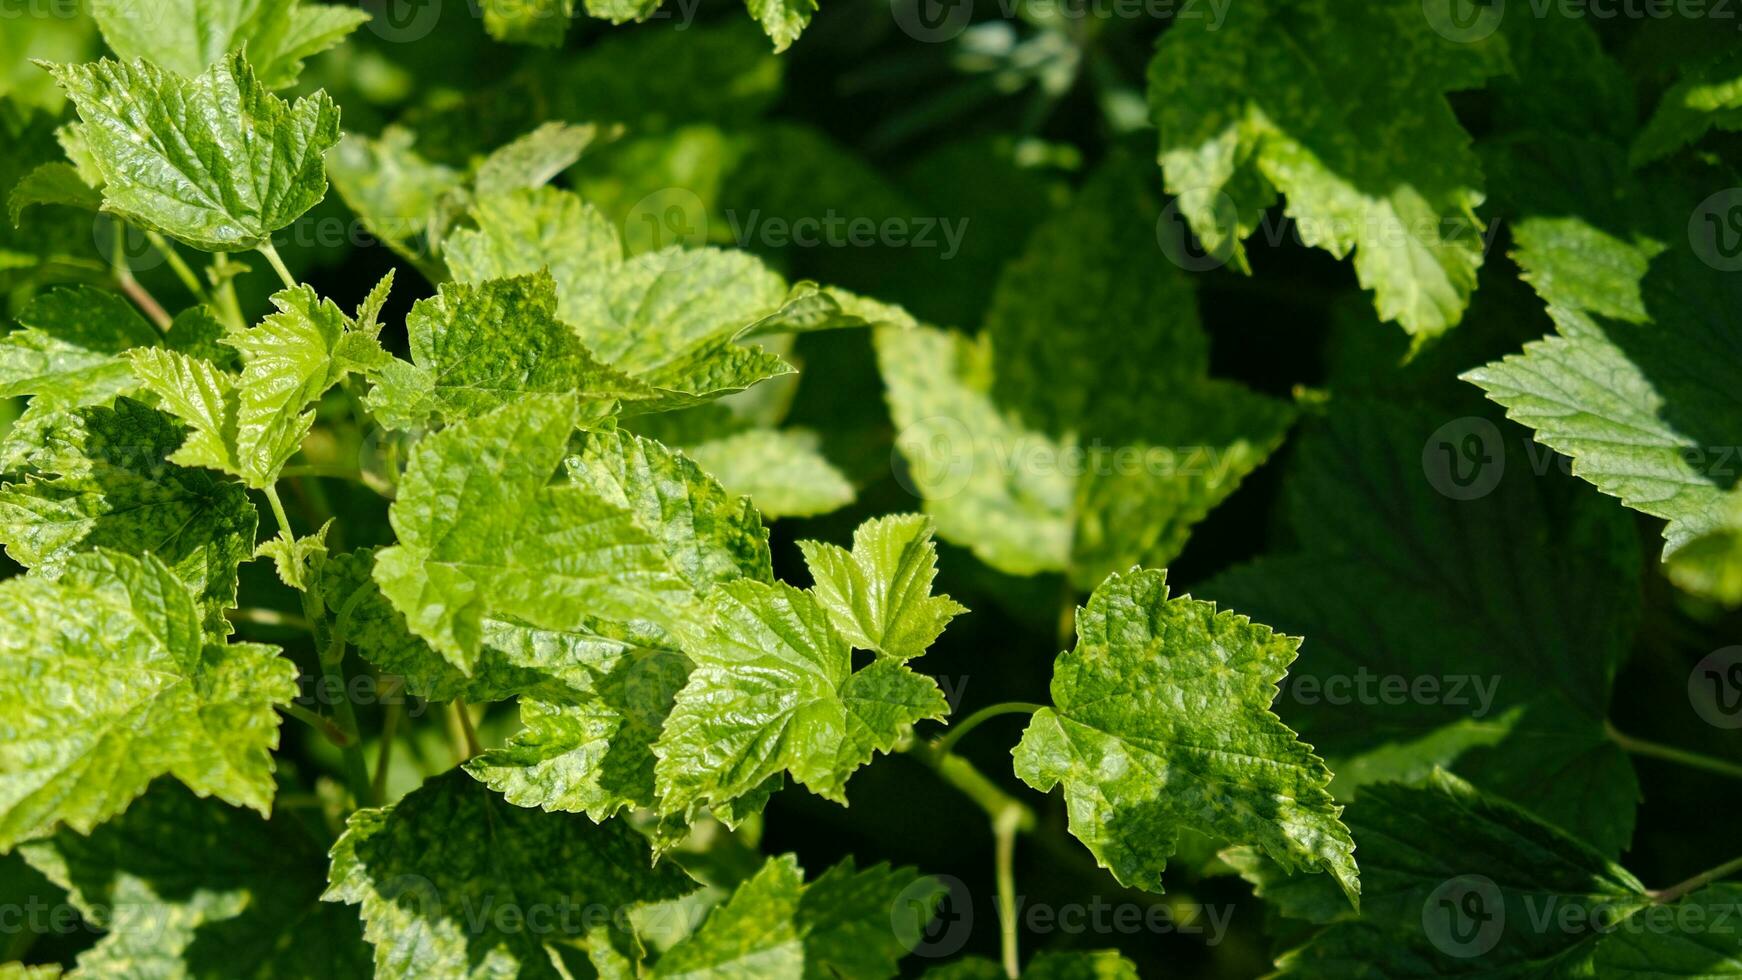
453,698,483,760
209,254,247,332
111,223,171,330
279,701,353,747
373,697,401,804
144,230,209,305
321,634,374,806
257,241,297,291
226,606,314,632
262,484,295,543
1605,721,1742,780
994,804,1023,979
1653,853,1742,904
933,702,1044,757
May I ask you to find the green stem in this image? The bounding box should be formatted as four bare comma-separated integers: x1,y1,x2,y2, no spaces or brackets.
279,701,352,747
373,697,401,804
1606,721,1742,780
145,230,209,304
995,805,1023,980
111,223,171,330
262,484,295,543
933,702,1044,757
278,464,396,498
453,698,483,759
209,254,247,332
226,606,314,632
1654,853,1742,904
257,241,297,290
320,634,374,807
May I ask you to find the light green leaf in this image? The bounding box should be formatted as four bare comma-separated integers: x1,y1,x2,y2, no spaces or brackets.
365,273,649,429
88,0,368,88
326,127,462,280
255,518,330,592
325,769,695,980
799,513,964,660
1271,771,1660,977
685,428,854,520
46,53,340,252
746,0,816,53
0,398,256,633
875,324,1073,577
19,780,370,978
481,0,577,46
1202,399,1642,856
374,401,739,673
649,855,805,978
1150,0,1506,339
0,551,295,850
474,121,611,196
1025,951,1142,979
129,281,388,487
1013,567,1358,903
654,579,948,820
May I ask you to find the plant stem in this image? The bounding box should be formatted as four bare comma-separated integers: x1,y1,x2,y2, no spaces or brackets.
1606,721,1742,780
453,698,483,759
1056,576,1077,651
1653,853,1742,904
145,230,209,304
209,254,247,331
321,634,374,806
111,223,171,330
995,804,1023,979
279,701,352,747
226,606,314,632
933,702,1044,757
258,241,297,290
373,698,401,804
262,484,296,542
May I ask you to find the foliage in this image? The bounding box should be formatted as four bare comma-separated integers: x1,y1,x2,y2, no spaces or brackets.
2,3,1741,979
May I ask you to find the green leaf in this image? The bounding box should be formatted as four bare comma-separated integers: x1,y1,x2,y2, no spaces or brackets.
19,780,370,977
474,121,611,197
875,323,1073,577
0,285,156,408
129,281,387,487
481,0,577,47
365,273,649,429
1013,567,1359,903
0,551,295,850
46,53,341,252
799,513,965,660
446,185,803,409
1149,0,1506,339
1203,399,1642,856
654,579,948,820
7,162,101,225
325,769,695,979
681,428,855,520
1025,951,1142,979
255,517,330,592
378,402,731,671
648,854,804,977
797,858,943,980
326,127,463,280
1632,49,1742,166
1269,771,1668,977
0,397,256,633
746,0,817,53
88,0,368,88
